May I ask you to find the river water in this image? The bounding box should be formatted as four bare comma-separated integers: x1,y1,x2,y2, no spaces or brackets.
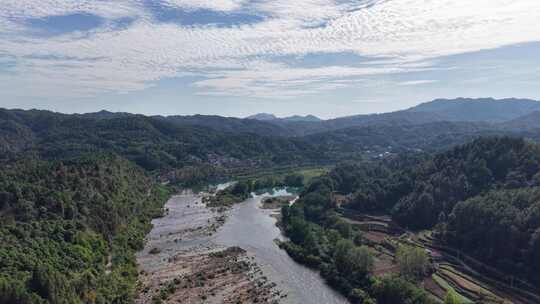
138,187,348,304
214,189,348,304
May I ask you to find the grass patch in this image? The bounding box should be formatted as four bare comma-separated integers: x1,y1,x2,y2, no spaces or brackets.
432,274,474,304
439,266,497,299
296,167,331,183
236,165,332,183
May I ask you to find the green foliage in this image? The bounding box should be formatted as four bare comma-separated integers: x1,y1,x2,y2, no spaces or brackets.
444,291,462,304
0,109,327,173
447,188,540,280
332,138,540,287
280,178,430,303
349,288,375,304
167,165,226,187
370,276,436,304
241,167,322,192
309,137,540,284
283,173,304,187
207,181,252,207
0,155,169,303
4,108,530,179
343,158,419,212
392,137,540,229
334,240,374,283
280,136,540,301
3,106,540,303
319,137,540,233
395,245,428,281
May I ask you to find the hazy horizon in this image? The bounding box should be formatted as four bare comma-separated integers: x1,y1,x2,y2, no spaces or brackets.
5,96,540,120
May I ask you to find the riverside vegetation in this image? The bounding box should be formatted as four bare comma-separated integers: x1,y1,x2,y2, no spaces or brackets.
280,137,540,303
0,155,169,303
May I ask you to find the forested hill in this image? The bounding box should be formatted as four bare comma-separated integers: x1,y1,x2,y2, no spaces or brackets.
500,111,540,131
156,114,292,137
303,121,498,154
391,137,540,228
294,137,540,289
392,137,540,284
408,98,540,123
32,97,540,138
3,103,540,177
246,98,540,136
0,155,169,303
0,109,323,174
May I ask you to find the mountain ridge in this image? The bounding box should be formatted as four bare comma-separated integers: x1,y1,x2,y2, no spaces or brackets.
3,97,540,139
246,113,322,122
407,97,540,122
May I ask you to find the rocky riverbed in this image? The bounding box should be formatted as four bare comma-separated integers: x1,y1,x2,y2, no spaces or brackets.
136,187,349,304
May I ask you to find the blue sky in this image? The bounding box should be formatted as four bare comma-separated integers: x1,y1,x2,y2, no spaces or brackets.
1,0,540,118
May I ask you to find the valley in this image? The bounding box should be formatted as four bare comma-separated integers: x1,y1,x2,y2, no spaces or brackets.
136,186,347,304
2,98,540,304
4,0,540,302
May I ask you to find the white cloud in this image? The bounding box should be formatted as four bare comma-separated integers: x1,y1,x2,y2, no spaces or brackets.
161,0,247,12
398,80,438,86
191,61,436,98
0,1,144,19
253,0,355,26
1,0,540,100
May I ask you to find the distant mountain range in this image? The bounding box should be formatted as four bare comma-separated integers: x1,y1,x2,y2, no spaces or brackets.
500,111,540,131
3,97,540,168
246,113,322,122
64,97,540,137
407,97,540,122
242,98,540,136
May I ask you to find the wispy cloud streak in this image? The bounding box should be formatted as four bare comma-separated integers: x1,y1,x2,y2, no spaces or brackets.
1,0,539,99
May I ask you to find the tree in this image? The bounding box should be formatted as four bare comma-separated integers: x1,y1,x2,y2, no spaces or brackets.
334,220,352,239
371,276,433,304
396,245,428,281
231,181,250,196
333,240,373,282
348,246,374,282
284,173,304,187
303,230,320,255
334,240,355,275
349,288,375,304
288,217,310,244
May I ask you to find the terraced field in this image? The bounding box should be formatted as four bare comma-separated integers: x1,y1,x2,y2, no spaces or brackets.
431,274,474,303
337,208,540,304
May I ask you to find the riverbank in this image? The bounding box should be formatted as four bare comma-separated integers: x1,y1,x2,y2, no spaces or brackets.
138,244,282,304
136,190,284,304
261,196,295,209
136,188,349,304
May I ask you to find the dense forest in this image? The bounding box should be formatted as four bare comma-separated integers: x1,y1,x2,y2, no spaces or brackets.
281,137,540,303
3,101,540,185
0,109,323,175
0,155,169,303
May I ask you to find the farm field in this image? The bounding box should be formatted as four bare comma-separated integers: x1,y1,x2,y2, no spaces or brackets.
336,207,540,304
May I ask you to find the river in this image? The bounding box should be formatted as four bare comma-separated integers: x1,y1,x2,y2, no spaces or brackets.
137,186,348,304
